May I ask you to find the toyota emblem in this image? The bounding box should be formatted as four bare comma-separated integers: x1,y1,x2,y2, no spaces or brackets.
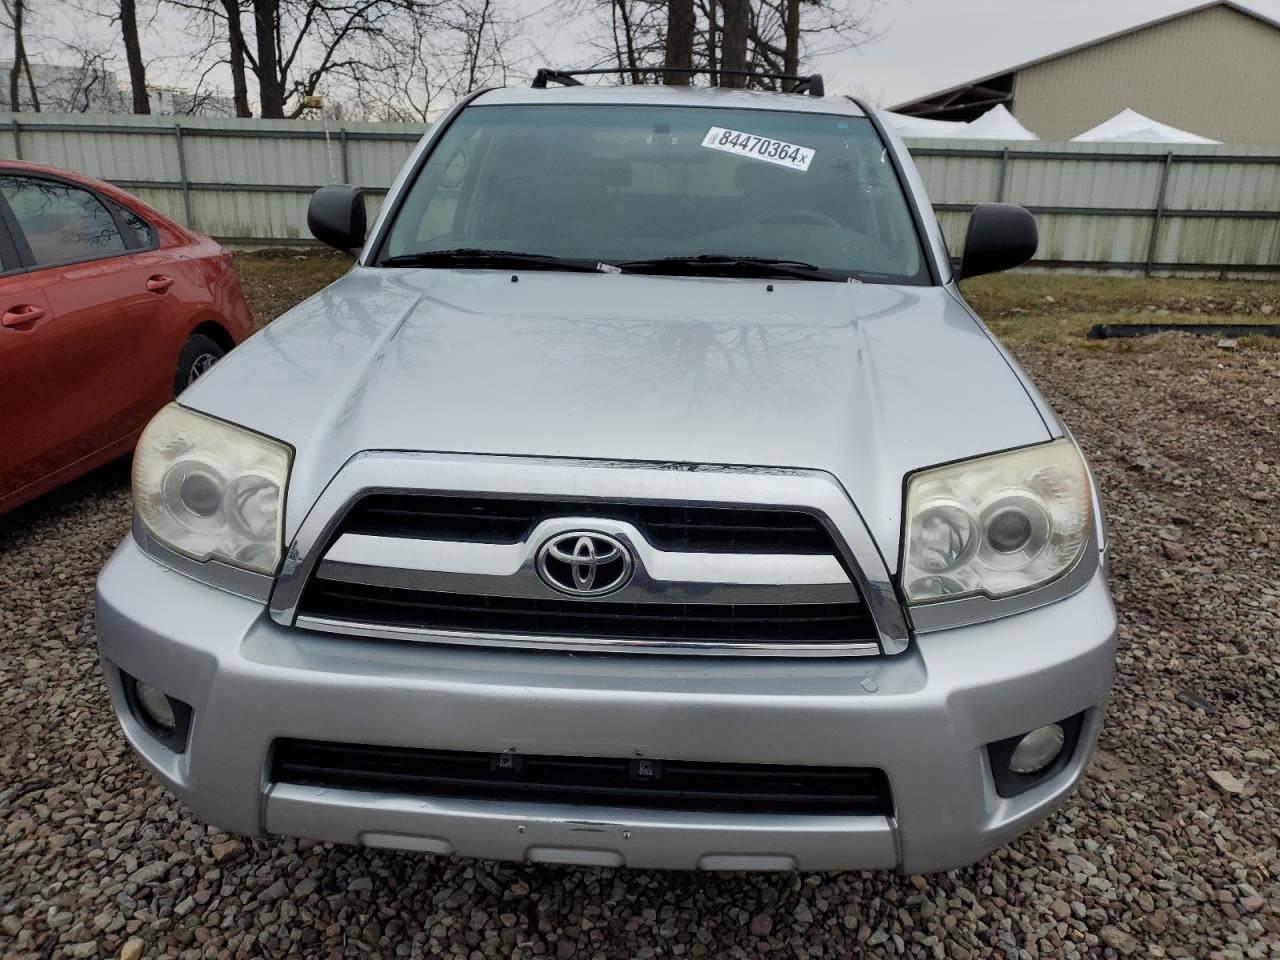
536,531,634,597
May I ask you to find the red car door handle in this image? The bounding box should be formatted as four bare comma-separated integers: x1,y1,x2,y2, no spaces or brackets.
1,305,46,328
146,275,175,294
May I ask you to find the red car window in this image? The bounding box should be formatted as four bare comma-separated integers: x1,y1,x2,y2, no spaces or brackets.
106,197,156,248
0,175,127,266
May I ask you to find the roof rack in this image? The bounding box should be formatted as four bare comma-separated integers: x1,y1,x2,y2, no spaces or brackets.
531,67,825,98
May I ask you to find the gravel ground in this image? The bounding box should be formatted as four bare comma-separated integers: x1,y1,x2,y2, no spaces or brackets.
2,333,1279,960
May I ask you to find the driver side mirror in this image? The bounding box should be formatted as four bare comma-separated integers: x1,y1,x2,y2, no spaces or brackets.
958,203,1037,280
307,185,366,255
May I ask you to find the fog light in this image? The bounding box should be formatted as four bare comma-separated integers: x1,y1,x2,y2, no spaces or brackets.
134,680,177,732
1009,723,1065,775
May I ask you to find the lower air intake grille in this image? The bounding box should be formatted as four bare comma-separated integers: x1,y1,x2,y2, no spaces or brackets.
299,581,875,644
272,739,893,816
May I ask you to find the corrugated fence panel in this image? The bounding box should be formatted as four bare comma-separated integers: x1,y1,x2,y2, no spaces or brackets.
15,127,182,182
907,138,1280,274
2,112,1278,273
347,132,427,187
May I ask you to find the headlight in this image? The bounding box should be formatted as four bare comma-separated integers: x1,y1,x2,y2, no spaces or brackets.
133,404,291,575
903,439,1091,603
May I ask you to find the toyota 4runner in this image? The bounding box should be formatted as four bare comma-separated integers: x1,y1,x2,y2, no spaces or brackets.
96,71,1116,874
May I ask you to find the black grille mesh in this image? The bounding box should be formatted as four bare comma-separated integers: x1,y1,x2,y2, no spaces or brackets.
272,739,893,815
340,494,837,554
300,582,875,643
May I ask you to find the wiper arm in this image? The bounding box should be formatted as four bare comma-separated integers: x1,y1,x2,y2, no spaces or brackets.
381,248,608,273
613,254,842,282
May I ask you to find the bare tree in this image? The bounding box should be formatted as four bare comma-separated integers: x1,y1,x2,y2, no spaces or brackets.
120,0,151,112
39,35,122,112
720,0,748,84
663,0,694,84
220,0,252,115
163,0,254,115
579,0,664,82
582,0,878,89
342,0,528,121
245,0,436,119
2,0,39,111
747,0,880,84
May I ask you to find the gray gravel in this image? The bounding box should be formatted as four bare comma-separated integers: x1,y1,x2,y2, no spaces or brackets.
2,337,1278,960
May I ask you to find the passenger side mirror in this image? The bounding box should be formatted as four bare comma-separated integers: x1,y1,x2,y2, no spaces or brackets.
958,203,1038,280
307,185,366,255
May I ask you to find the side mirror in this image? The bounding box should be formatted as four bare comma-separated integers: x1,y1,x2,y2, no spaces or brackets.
958,203,1037,280
307,185,366,254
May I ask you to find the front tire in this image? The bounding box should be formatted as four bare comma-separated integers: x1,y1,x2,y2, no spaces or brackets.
175,334,226,396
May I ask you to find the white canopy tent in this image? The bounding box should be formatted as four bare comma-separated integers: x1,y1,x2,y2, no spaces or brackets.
883,112,971,139
961,105,1040,141
886,104,1040,141
1071,108,1221,144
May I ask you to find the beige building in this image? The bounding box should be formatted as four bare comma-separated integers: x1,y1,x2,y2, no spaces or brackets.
891,1,1280,145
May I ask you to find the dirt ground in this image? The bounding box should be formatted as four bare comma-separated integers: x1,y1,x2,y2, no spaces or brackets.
1,261,1277,959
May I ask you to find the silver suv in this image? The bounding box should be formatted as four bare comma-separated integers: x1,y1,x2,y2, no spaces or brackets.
97,74,1116,874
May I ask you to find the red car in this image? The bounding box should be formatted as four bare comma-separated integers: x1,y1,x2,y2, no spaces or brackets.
0,161,255,514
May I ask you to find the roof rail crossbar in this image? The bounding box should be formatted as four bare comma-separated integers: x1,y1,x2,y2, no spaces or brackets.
530,66,825,97
532,69,584,89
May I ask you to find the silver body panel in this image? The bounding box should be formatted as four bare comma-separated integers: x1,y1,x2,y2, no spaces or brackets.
98,537,1115,874
98,83,1116,872
180,273,1051,567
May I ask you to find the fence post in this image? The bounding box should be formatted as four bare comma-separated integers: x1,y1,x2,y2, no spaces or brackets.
996,147,1010,202
9,118,21,159
174,124,195,228
339,128,350,183
1145,151,1173,276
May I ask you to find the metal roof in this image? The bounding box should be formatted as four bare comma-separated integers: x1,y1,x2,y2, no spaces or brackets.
475,84,868,117
890,0,1280,111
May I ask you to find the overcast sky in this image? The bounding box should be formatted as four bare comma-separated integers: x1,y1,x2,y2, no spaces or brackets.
814,0,1280,106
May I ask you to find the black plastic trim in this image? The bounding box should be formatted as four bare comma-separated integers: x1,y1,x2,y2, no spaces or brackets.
986,712,1084,798
300,582,877,644
336,493,840,554
272,739,893,815
531,67,825,97
120,669,194,753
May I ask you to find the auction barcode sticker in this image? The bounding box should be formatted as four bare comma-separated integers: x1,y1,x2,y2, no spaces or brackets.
701,126,815,172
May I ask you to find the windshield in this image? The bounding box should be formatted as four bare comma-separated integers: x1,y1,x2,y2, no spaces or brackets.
380,104,929,284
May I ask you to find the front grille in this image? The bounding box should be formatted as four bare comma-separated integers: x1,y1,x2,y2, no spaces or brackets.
340,494,837,554
272,739,893,815
300,581,875,644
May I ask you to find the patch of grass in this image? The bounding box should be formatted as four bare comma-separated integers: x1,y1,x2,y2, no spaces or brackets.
986,310,1280,349
963,273,1280,322
235,249,351,327
963,273,1280,348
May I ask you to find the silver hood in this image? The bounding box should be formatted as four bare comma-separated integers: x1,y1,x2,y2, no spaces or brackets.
182,268,1051,566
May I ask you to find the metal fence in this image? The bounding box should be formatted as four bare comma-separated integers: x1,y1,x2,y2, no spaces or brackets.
1,112,422,245
3,112,1279,275
911,140,1280,276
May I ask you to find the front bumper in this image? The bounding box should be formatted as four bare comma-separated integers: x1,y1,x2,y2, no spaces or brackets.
97,537,1116,873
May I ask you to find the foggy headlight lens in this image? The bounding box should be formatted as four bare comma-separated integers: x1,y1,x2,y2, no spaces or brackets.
134,404,291,575
904,439,1091,603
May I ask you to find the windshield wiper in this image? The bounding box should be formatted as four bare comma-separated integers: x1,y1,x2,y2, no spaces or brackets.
381,248,608,273
613,254,843,282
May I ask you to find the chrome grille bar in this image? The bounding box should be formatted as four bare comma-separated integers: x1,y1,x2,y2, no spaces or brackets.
317,518,856,606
